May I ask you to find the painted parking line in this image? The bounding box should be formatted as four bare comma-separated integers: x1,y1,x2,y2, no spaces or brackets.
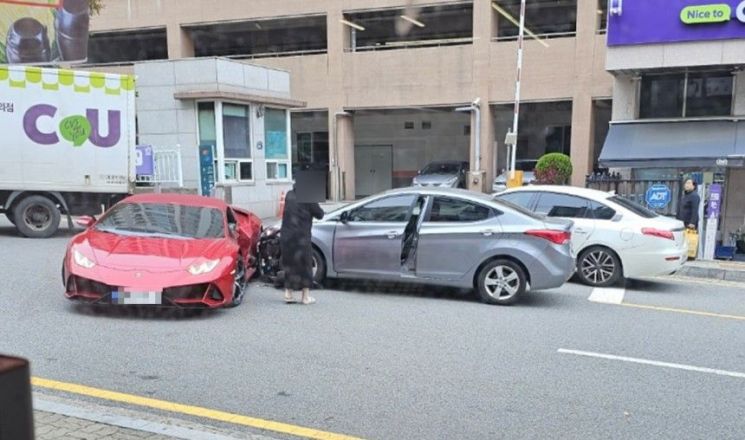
31,377,363,440
587,286,745,321
588,287,625,304
558,349,745,380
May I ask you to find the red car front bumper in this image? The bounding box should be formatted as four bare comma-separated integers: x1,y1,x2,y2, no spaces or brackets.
63,263,236,309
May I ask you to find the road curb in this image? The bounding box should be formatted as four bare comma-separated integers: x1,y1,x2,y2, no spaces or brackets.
33,392,276,440
676,264,745,283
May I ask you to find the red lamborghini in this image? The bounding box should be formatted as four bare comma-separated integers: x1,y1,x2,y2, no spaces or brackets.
62,193,262,309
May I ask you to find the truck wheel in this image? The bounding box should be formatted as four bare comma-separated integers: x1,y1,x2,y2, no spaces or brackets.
13,196,61,238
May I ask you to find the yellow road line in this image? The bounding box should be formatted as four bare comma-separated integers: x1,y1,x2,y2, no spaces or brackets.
32,377,363,440
621,302,745,321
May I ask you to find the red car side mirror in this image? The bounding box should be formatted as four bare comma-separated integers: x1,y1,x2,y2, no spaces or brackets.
76,216,95,228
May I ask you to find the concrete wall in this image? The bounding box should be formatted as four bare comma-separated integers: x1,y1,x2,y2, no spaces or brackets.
134,58,293,218
607,40,745,72
353,110,470,187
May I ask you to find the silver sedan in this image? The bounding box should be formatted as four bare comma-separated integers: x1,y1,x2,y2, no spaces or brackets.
305,187,575,305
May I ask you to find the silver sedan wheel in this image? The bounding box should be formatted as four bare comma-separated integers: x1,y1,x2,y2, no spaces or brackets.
311,255,318,278
580,250,616,285
484,265,520,300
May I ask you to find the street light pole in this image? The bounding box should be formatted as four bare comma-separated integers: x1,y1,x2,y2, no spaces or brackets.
509,0,527,179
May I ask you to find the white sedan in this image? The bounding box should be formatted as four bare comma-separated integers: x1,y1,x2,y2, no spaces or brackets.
495,186,688,287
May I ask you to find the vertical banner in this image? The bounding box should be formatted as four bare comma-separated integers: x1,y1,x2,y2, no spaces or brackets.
703,183,722,261
199,144,215,196
0,0,89,65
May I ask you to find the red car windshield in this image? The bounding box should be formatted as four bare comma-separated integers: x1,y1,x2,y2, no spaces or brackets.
95,203,225,239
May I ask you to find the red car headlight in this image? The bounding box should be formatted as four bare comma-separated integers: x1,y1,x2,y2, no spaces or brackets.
187,259,220,275
72,250,96,269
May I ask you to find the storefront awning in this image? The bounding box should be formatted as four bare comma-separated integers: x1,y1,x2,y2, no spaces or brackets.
599,120,745,168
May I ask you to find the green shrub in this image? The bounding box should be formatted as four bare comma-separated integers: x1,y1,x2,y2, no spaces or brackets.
535,153,572,185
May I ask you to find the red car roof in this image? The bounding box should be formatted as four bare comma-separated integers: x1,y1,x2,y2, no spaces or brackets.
120,193,228,210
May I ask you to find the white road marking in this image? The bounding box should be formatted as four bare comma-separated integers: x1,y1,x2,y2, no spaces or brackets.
588,287,626,304
558,348,745,380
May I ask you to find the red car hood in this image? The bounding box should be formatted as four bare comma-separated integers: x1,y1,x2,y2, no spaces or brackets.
72,230,234,272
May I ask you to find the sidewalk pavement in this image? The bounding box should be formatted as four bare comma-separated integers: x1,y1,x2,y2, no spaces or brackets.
33,393,275,440
676,259,745,283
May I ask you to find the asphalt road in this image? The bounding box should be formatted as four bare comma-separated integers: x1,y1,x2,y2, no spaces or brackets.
1,220,744,440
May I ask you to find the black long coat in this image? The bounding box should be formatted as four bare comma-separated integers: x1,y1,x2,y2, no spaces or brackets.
677,190,701,228
280,190,324,290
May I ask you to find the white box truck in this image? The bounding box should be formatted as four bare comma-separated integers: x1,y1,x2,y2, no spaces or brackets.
0,65,136,238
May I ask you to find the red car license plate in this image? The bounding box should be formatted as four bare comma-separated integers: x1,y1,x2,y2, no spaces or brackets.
112,289,162,305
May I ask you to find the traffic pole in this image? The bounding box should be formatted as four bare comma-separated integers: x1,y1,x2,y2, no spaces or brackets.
509,0,527,179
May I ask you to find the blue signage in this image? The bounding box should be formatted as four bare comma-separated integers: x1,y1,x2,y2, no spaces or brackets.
199,144,215,196
646,184,672,209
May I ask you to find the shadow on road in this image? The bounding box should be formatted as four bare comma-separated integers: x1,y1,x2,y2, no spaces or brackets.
0,224,79,239
624,278,680,293
68,303,223,321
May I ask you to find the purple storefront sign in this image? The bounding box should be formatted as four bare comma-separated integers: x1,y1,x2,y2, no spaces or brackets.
608,0,745,46
135,145,154,176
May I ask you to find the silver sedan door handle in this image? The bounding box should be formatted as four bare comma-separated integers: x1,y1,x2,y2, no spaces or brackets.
480,229,495,237
386,231,400,239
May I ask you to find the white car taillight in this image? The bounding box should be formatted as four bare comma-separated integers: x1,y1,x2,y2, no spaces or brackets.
641,228,674,241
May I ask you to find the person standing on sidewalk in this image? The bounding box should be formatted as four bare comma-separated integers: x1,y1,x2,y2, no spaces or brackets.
677,179,701,229
280,186,324,305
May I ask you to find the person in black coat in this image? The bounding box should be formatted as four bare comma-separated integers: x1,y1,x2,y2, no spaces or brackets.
677,179,701,229
280,188,324,304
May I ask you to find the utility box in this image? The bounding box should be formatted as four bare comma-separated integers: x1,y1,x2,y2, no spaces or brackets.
468,170,486,192
0,355,34,440
507,170,524,188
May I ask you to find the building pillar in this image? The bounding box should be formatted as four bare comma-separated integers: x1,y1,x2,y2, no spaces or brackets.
333,112,355,201
569,0,599,185
570,95,593,186
167,23,194,59
612,74,639,120
325,3,354,201
471,0,496,191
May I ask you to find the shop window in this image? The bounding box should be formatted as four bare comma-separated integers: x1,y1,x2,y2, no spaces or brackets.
265,108,291,181
640,71,733,119
197,102,253,184
495,0,577,40
223,104,252,181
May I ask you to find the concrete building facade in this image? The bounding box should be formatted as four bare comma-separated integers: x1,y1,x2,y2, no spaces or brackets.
86,0,613,200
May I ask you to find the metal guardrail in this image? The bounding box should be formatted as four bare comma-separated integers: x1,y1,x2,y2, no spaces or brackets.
491,31,577,42
352,37,473,52
228,49,328,60
586,177,682,217
136,148,184,188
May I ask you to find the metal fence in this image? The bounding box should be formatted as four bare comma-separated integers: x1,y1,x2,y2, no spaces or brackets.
586,177,682,217
135,148,184,188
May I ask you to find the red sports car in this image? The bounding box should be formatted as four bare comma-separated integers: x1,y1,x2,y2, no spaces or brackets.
62,193,262,309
